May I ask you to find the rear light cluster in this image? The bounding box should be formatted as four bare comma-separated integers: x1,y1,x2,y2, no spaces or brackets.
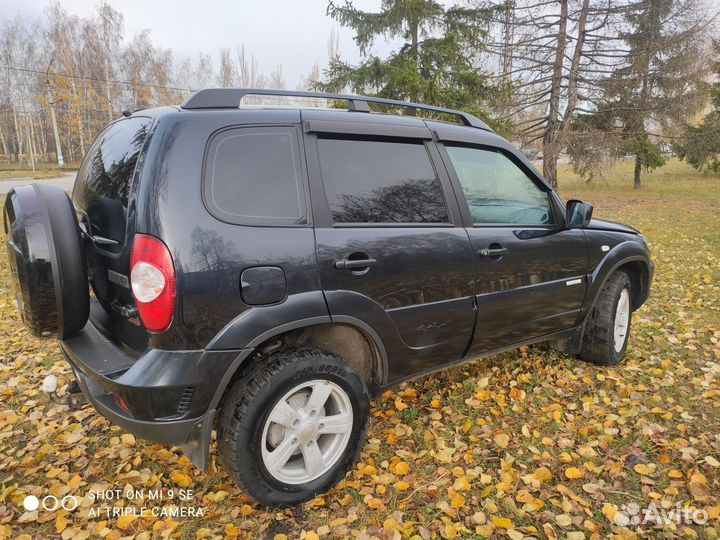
130,234,176,333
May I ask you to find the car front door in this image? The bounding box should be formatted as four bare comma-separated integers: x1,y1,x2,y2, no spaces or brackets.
436,138,588,356
304,118,476,381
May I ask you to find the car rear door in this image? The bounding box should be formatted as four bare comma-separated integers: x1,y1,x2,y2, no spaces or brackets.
303,114,476,381
433,125,588,356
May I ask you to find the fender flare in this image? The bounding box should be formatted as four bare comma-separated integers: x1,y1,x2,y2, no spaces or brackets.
584,240,653,314
558,240,653,355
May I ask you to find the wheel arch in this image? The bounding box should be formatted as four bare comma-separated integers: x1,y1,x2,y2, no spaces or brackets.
586,241,653,314
211,319,387,413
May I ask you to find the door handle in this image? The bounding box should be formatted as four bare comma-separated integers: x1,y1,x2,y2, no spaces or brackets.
478,247,508,257
333,258,377,270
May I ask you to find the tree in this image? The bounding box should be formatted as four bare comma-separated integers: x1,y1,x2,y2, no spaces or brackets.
569,0,710,188
315,0,508,131
675,39,720,173
486,0,613,189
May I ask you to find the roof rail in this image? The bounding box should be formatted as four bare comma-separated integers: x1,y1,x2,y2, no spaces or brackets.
181,88,493,131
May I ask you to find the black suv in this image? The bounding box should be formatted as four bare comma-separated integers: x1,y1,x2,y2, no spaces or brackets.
4,89,653,507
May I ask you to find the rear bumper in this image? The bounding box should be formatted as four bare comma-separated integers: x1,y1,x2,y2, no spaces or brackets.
60,320,249,468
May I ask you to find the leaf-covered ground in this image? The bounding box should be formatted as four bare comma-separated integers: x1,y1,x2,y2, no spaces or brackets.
1,161,718,540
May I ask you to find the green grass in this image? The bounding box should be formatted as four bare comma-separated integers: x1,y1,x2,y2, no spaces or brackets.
0,161,79,179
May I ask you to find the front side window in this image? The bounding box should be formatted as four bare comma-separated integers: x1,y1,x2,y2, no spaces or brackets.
445,146,553,225
204,127,306,226
317,137,449,224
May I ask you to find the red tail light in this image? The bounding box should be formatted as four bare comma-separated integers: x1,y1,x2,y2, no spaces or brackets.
130,234,176,333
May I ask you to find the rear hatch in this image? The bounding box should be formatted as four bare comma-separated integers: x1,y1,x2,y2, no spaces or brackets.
72,116,152,355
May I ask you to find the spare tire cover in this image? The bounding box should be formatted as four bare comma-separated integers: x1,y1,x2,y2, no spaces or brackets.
3,184,89,339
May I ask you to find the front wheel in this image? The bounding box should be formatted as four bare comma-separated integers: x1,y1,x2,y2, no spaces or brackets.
580,271,633,365
218,348,369,507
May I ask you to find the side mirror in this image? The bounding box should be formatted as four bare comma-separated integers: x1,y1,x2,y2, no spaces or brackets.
566,199,593,228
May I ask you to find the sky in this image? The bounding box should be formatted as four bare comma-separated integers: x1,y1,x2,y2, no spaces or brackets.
1,0,401,87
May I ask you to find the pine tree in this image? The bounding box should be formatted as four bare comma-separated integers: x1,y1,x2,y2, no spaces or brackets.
315,0,509,132
676,40,720,173
574,0,708,188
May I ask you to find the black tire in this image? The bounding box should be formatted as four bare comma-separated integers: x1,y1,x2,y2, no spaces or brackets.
218,348,370,507
580,271,632,365
4,184,88,339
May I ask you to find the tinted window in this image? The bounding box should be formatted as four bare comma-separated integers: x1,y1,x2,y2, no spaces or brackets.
446,146,553,225
204,127,306,226
73,117,151,241
317,138,448,224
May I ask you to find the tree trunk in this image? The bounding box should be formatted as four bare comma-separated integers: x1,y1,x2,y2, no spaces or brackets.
0,123,8,162
409,17,419,105
542,0,568,190
557,0,590,143
633,155,642,189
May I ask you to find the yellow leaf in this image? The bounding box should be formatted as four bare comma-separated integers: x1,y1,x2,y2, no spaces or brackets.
555,514,572,527
117,515,135,531
450,492,466,508
668,469,684,479
392,461,410,476
430,399,442,409
121,433,136,446
394,481,410,491
633,463,656,476
602,504,618,523
361,464,377,476
690,473,707,484
492,517,514,529
533,467,553,482
170,470,192,487
55,516,70,533
367,497,384,509
494,433,510,449
305,532,319,540
565,467,583,479
476,524,495,537
395,397,408,411
704,456,720,467
453,477,471,492
274,534,288,540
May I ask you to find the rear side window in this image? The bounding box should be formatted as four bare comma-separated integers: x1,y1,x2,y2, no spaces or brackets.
316,138,449,224
203,127,306,226
73,116,151,242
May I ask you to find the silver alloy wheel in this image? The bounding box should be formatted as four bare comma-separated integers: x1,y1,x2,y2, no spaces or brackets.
613,288,630,352
260,380,353,485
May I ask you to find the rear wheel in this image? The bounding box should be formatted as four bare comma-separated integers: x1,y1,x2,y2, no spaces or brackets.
580,271,632,365
218,348,369,507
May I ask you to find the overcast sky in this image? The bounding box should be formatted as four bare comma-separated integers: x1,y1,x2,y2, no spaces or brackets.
2,0,401,87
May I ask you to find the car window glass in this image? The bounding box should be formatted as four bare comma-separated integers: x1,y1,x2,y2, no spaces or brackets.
204,127,306,226
317,137,449,224
445,146,553,225
73,117,151,242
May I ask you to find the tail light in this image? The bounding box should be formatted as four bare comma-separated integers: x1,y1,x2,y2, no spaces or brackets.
130,234,176,333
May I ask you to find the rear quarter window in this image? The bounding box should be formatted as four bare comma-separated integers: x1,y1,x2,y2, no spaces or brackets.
73,117,151,242
203,126,307,226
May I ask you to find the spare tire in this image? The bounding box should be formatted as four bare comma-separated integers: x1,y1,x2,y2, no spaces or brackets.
3,184,89,339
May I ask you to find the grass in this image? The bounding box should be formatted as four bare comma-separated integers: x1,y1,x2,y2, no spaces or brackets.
0,159,718,539
0,162,79,180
